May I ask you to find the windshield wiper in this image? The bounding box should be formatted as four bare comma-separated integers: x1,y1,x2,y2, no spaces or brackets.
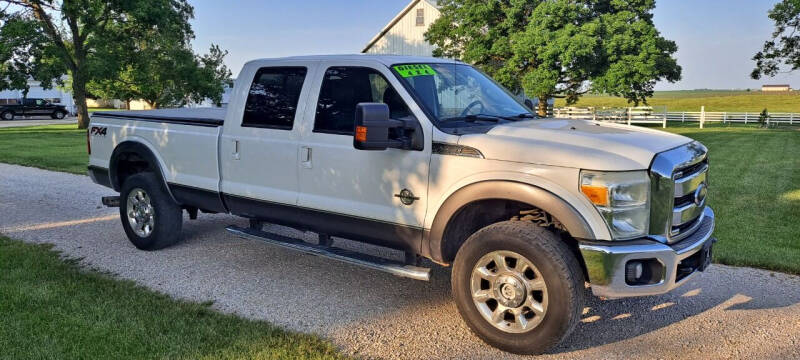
440,114,504,123
508,113,536,119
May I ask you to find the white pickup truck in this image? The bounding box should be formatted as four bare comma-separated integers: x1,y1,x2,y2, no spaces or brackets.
88,55,716,354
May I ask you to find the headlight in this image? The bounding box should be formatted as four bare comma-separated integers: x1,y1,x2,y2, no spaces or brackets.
580,170,650,240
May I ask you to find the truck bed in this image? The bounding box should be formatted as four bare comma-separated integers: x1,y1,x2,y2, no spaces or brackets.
92,108,226,127
88,107,225,195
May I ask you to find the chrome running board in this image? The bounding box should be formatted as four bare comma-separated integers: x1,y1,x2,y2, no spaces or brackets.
225,225,431,281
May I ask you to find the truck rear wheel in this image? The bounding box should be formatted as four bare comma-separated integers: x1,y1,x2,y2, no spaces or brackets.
119,172,183,250
1,111,14,121
452,221,584,355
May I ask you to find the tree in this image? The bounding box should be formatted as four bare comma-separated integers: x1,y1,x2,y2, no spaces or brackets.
0,0,197,128
87,6,233,110
752,0,800,79
0,12,64,98
425,0,682,116
89,45,231,109
87,2,231,109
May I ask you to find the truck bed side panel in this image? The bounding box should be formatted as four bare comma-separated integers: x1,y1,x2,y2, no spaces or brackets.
89,115,222,198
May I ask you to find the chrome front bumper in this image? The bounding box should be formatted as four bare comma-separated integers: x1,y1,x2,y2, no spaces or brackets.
579,207,716,298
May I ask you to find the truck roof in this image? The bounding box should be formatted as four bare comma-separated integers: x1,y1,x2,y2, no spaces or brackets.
245,54,465,67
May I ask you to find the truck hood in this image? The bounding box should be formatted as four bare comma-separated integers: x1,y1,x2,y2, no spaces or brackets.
457,119,691,170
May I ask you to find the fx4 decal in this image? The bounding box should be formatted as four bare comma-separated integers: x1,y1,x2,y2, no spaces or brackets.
90,126,107,136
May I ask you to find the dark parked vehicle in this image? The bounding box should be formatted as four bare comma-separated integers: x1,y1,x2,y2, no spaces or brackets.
0,98,70,120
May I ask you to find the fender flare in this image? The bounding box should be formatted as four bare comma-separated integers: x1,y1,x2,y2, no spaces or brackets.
424,180,596,262
109,141,177,203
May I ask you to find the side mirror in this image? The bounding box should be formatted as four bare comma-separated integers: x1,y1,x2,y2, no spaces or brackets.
354,103,422,151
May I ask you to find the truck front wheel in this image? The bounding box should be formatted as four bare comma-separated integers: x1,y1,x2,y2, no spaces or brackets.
1,111,14,121
452,221,584,355
119,172,183,250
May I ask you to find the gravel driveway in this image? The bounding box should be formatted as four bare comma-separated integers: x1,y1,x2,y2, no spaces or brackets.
1,163,798,360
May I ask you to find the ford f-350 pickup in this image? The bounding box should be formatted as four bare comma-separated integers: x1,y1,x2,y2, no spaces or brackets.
87,55,716,354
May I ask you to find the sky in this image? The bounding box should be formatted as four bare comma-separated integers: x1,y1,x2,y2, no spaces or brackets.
190,0,800,91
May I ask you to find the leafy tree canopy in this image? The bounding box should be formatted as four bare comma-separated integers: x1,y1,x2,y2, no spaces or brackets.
0,0,229,128
0,12,64,95
425,0,682,114
752,0,800,79
88,10,232,109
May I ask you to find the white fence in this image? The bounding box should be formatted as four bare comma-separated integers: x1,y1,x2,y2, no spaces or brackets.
553,106,799,128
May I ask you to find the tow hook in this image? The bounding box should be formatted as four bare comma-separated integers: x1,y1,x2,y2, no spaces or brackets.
102,196,120,208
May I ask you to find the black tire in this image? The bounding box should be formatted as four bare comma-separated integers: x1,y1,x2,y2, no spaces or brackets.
119,172,183,250
452,221,584,355
52,110,66,119
1,111,14,121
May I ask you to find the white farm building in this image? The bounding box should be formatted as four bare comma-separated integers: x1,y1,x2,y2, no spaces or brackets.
362,0,441,56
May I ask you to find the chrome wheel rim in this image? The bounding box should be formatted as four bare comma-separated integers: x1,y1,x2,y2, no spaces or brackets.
2,113,11,120
470,250,548,333
126,188,155,237
56,112,64,119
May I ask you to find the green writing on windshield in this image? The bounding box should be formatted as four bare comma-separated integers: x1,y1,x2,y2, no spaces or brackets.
393,64,436,78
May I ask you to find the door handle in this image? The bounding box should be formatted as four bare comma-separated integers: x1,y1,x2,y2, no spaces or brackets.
300,146,312,168
232,140,240,160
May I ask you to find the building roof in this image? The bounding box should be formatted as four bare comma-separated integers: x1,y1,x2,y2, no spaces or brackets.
361,0,441,53
762,84,791,87
245,54,462,67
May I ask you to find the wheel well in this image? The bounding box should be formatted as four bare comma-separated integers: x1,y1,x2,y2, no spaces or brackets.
114,151,154,189
440,199,588,280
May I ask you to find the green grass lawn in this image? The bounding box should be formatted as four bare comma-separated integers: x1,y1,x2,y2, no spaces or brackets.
0,123,798,274
0,236,348,360
555,90,800,112
0,124,87,175
658,123,800,274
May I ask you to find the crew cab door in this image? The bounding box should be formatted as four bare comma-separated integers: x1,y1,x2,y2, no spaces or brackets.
22,99,37,115
29,99,50,115
296,62,431,252
219,61,319,213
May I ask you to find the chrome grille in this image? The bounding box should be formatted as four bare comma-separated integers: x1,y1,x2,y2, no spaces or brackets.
669,159,707,241
649,142,708,244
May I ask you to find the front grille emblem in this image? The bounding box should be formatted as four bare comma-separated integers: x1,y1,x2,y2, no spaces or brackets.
694,183,707,206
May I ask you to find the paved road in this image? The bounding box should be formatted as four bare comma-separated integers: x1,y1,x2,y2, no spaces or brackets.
0,117,77,128
1,163,798,360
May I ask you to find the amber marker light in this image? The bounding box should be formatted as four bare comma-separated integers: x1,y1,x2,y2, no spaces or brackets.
581,185,609,207
355,126,368,142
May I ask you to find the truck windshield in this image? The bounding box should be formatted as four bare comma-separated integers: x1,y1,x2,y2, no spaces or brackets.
391,63,534,127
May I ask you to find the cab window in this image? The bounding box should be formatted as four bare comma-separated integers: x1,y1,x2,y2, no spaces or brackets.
242,67,307,130
314,67,411,135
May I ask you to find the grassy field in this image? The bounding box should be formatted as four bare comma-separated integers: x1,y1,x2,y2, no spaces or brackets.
0,123,798,274
88,107,119,112
0,236,348,360
655,123,800,273
555,90,800,112
0,124,87,174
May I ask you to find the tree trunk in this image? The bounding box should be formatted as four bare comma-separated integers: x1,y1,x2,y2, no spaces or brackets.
72,73,90,129
537,96,549,117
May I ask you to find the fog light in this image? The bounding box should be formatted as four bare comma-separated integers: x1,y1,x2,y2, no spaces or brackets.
625,259,664,285
626,261,644,283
